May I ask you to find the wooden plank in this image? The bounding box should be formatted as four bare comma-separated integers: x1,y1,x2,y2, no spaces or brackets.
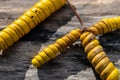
0,0,120,80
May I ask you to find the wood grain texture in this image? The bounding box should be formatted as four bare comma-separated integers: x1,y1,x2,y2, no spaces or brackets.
0,0,120,80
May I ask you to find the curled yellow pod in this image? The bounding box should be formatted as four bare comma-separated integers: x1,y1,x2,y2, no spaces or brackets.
32,29,81,68
80,32,119,80
0,0,66,50
88,16,120,35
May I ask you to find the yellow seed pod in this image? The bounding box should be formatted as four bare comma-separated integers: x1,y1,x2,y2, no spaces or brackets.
0,0,66,50
31,29,81,68
88,16,120,35
80,32,119,80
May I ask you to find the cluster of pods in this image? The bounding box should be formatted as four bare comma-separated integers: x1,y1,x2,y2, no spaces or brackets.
0,0,119,80
32,17,120,80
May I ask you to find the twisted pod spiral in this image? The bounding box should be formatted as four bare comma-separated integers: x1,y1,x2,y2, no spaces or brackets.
32,29,81,67
80,31,119,80
88,17,120,35
0,0,66,50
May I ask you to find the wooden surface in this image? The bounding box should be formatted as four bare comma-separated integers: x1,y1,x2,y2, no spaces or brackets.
0,0,120,80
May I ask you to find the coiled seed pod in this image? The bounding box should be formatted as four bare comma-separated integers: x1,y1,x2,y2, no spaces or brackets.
32,29,81,67
0,0,66,50
80,32,119,80
88,17,120,35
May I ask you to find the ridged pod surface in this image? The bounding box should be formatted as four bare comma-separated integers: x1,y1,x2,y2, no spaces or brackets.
88,17,120,35
80,31,119,80
32,29,81,67
0,0,66,50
